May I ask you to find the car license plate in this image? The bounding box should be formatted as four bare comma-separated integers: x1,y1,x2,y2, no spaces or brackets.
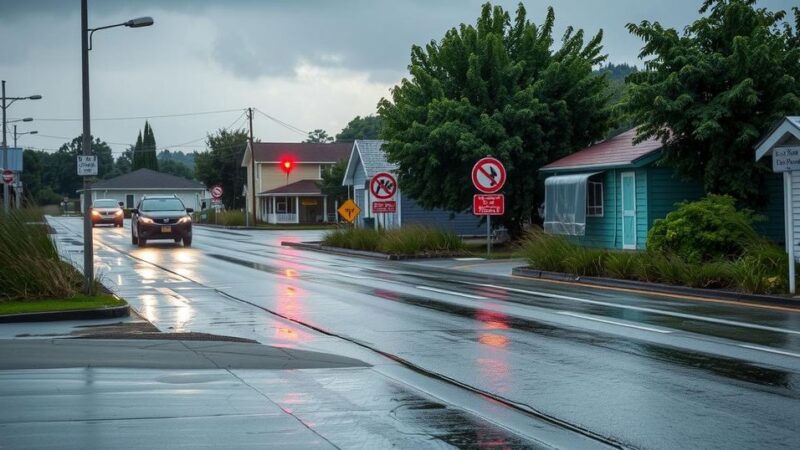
161,226,171,233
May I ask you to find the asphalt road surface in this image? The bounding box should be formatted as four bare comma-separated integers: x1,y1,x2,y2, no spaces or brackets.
49,217,800,449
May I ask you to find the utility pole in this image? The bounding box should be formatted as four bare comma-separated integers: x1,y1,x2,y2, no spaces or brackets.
2,80,7,213
81,0,94,293
248,107,257,226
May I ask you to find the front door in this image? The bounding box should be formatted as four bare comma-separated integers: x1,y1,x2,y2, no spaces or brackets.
621,172,637,249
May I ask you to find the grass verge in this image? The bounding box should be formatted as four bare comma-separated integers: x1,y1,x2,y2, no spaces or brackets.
0,294,125,316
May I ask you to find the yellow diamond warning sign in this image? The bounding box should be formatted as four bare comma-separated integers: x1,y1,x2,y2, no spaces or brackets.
338,199,361,223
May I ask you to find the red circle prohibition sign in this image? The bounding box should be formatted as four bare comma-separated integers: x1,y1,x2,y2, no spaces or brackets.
471,157,506,194
370,172,397,200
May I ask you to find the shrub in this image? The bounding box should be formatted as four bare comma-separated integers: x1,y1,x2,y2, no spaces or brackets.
647,194,761,262
322,226,465,256
0,209,86,300
322,228,381,252
517,229,577,273
604,251,642,279
379,226,465,255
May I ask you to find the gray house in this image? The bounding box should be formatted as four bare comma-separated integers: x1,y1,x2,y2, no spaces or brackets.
342,140,482,235
79,168,207,212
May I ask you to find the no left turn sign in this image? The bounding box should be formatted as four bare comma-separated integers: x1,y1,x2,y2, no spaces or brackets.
210,184,224,199
370,172,397,200
472,157,506,194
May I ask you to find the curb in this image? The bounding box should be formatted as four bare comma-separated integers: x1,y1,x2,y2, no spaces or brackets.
0,304,130,324
281,241,466,261
511,267,800,308
196,224,336,231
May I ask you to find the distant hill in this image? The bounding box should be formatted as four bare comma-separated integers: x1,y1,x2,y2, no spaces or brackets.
595,63,637,82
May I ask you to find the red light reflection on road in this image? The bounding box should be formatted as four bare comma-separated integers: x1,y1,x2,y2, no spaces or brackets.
478,333,508,347
475,304,511,393
275,327,299,341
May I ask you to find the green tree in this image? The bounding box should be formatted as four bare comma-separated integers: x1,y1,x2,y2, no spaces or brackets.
626,0,800,206
132,122,159,171
335,115,382,142
158,159,194,179
304,129,334,143
30,136,114,199
194,129,248,209
320,159,349,204
378,2,611,235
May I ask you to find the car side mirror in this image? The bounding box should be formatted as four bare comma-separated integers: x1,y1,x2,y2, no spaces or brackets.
118,202,124,208
131,208,139,214
185,208,194,213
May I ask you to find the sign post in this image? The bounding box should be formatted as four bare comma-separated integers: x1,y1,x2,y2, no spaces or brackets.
471,157,506,256
772,146,800,293
370,172,397,230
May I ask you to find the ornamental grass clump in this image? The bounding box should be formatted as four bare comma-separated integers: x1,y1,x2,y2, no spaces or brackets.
322,226,464,256
379,226,465,256
0,209,84,300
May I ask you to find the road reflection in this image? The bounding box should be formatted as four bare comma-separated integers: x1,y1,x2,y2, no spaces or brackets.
475,305,511,394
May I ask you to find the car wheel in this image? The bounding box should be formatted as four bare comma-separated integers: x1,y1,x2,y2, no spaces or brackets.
131,227,138,244
183,236,192,247
137,237,147,248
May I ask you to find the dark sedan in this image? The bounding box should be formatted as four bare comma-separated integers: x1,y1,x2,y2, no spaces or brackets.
131,196,193,247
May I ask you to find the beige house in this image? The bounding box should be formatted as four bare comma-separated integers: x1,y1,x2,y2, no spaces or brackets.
241,142,351,224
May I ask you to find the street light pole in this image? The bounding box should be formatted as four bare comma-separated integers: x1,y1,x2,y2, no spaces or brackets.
1,81,41,213
80,0,153,294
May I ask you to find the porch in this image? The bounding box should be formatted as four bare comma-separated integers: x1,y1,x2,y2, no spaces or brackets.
257,179,338,224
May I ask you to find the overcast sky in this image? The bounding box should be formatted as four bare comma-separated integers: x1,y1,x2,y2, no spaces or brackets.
1,0,795,158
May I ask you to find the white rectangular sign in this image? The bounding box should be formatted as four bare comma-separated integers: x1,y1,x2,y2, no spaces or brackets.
77,155,98,176
772,146,800,172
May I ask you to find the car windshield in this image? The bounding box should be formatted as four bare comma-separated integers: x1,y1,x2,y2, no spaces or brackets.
140,198,185,212
93,200,119,208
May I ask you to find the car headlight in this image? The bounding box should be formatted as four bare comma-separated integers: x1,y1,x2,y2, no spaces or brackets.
139,217,154,224
115,210,123,216
178,216,192,224
91,210,101,216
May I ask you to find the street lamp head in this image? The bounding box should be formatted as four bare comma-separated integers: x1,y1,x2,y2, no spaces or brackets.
22,117,33,122
29,131,38,135
29,95,42,100
125,16,154,28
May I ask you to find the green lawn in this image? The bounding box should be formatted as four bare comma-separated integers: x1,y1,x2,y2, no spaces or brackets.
0,294,126,316
465,242,520,259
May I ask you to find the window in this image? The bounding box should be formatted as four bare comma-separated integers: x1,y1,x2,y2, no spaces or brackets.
587,181,603,217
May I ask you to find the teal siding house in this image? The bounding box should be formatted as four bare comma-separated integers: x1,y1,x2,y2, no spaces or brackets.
541,128,784,249
542,129,701,250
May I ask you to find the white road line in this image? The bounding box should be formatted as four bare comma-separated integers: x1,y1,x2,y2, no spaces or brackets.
557,311,673,334
453,257,485,261
738,344,800,359
416,286,488,300
369,268,408,275
339,273,370,280
471,283,800,336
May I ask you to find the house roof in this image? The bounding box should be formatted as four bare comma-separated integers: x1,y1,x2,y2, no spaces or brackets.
243,142,352,166
540,128,663,172
258,179,323,196
88,168,205,191
754,116,800,161
342,140,397,185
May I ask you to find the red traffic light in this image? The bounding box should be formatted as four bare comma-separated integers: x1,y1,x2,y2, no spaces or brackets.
281,160,293,174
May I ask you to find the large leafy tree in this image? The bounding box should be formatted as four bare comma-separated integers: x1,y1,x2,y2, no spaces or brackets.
194,129,248,209
378,3,611,235
335,115,382,142
320,159,349,204
626,0,800,206
304,129,334,143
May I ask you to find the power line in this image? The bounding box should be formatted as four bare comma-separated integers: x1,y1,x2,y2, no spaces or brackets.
254,108,308,136
14,108,246,122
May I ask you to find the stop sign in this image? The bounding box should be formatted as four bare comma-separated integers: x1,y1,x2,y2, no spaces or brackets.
2,170,14,185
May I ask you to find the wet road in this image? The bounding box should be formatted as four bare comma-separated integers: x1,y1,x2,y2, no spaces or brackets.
50,217,800,449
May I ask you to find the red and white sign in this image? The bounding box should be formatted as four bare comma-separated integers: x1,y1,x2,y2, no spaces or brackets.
471,157,506,194
2,170,15,185
372,201,397,213
370,172,397,200
473,194,504,216
210,184,224,199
